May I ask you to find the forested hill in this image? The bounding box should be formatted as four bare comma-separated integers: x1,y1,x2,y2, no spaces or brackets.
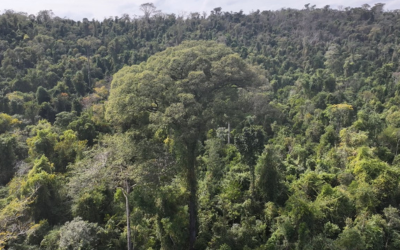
2,3,400,249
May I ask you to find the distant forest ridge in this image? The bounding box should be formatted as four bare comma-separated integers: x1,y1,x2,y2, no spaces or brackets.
1,2,399,22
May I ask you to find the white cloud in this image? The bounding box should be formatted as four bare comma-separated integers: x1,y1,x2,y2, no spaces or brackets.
2,0,400,21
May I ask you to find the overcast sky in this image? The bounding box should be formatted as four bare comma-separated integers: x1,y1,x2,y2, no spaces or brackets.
2,0,400,21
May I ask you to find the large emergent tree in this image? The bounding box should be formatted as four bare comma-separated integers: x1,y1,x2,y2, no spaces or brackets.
106,40,266,249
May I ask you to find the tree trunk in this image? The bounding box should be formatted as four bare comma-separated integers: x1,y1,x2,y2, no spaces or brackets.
187,143,197,250
251,165,255,196
122,180,132,250
86,49,91,89
228,122,231,144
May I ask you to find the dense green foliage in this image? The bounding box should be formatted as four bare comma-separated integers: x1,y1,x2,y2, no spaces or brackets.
2,3,400,249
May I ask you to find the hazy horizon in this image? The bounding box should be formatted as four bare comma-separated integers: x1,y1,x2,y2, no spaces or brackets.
2,0,399,21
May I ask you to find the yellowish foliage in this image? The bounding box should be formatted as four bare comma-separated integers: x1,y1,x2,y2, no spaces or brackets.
0,113,21,133
6,92,24,102
94,86,109,98
78,56,88,62
0,197,34,248
330,103,353,111
91,104,105,123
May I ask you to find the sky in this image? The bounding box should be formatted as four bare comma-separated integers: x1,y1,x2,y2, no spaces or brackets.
2,0,400,21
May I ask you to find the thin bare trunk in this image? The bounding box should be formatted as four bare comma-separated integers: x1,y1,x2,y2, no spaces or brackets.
187,144,197,250
86,49,91,89
251,165,255,196
228,122,231,144
122,180,132,250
